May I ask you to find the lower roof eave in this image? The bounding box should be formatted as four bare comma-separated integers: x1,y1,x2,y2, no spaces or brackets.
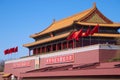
93,33,120,37
23,32,70,48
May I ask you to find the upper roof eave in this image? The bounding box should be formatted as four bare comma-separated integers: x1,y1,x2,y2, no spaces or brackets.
30,23,73,38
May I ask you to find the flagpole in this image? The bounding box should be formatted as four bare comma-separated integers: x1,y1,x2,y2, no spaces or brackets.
98,24,100,44
11,52,12,60
82,37,83,47
74,39,76,48
89,24,99,45
90,26,92,45
82,26,83,47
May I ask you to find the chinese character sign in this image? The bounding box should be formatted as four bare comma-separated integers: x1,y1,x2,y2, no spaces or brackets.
46,54,74,65
13,61,31,68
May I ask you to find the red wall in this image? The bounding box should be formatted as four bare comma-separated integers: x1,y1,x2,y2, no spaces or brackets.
99,49,119,62
40,50,99,68
4,45,119,79
75,50,99,64
0,72,3,80
4,60,35,78
40,49,119,68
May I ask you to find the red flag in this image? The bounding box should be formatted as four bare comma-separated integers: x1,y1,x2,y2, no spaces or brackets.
90,24,99,35
4,49,9,55
67,31,76,40
72,31,79,39
82,33,85,37
10,48,14,53
83,28,91,37
4,46,18,55
4,50,7,55
14,46,18,52
86,28,91,36
9,48,12,53
74,29,83,40
67,29,82,41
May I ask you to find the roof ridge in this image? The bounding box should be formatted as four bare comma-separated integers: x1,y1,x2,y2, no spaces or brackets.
54,7,93,24
45,4,97,28
78,4,97,21
58,3,96,22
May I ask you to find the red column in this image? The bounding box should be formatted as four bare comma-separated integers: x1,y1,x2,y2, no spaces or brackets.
40,47,42,53
29,49,31,56
44,47,46,53
38,48,40,54
42,47,44,53
33,48,36,55
56,44,58,51
36,48,38,55
64,42,67,49
74,40,76,48
51,44,53,51
61,42,63,50
72,40,75,48
67,40,69,49
58,43,61,50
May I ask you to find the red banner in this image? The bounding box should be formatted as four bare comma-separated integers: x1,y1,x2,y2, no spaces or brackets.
4,46,18,55
46,54,74,65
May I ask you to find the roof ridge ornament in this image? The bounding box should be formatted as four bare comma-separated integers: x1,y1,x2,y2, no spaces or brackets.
93,2,96,8
53,19,56,23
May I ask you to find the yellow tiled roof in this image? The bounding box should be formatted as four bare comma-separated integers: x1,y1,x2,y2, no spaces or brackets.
30,4,96,38
2,73,11,78
23,32,70,47
76,22,120,27
0,72,4,75
93,33,120,37
30,3,119,38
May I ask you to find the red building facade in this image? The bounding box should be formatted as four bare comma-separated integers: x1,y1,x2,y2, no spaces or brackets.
4,44,120,80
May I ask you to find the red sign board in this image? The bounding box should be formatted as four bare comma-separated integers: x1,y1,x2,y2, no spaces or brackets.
46,54,74,65
13,60,31,68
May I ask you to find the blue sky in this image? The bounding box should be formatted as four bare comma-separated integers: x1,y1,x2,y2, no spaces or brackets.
0,0,120,60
